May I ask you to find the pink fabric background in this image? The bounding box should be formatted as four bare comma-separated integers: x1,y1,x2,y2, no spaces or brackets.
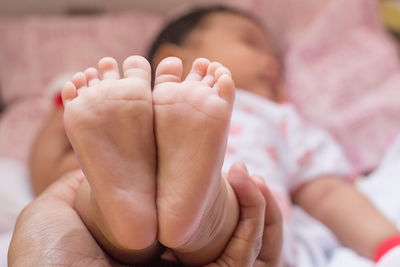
1,0,400,173
0,12,161,161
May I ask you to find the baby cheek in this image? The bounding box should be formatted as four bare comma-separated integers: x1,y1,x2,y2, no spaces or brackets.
265,58,281,85
229,65,255,89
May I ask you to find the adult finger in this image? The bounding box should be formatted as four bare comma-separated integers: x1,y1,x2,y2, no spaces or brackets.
252,175,283,267
39,169,85,206
207,162,266,267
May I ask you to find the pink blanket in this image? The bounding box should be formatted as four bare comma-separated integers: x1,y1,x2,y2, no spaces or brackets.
0,11,161,161
1,0,400,173
282,0,400,173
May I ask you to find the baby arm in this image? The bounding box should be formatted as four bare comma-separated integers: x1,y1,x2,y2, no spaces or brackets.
292,175,399,259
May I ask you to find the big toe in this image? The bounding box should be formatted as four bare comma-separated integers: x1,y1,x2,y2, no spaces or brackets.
123,55,151,82
154,57,183,86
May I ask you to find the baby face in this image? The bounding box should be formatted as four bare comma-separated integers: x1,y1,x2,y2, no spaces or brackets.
179,12,282,100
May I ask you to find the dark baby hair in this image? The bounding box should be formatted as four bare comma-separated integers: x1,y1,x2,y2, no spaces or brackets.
146,5,260,70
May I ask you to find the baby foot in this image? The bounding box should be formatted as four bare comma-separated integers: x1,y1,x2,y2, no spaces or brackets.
153,57,237,261
62,56,157,250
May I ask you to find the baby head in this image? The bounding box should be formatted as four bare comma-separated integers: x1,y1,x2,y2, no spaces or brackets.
147,6,283,101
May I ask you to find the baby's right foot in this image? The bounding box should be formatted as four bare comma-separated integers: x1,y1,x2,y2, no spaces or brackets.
62,56,157,251
153,57,238,264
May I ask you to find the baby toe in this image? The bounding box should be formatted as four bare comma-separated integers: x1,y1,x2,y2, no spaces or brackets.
84,67,100,86
217,73,235,104
154,57,183,86
185,58,210,82
123,55,151,82
98,57,120,80
61,81,77,103
202,62,222,86
71,72,87,90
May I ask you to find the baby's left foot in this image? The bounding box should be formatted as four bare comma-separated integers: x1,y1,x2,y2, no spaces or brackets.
153,57,238,264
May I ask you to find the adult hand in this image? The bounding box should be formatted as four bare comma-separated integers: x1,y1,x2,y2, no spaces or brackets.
8,164,282,267
8,170,126,267
205,163,283,267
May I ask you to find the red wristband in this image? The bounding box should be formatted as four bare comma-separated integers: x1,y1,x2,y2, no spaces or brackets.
53,92,63,109
374,235,400,262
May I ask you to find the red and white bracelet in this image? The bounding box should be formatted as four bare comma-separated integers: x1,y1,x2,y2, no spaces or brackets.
374,235,400,262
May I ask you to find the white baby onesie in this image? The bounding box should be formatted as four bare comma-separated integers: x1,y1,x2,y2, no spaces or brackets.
222,89,352,266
